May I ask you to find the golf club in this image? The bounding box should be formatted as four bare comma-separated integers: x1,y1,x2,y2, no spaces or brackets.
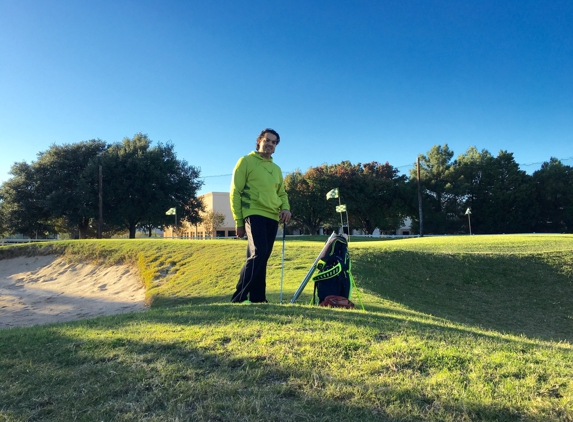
290,231,337,303
280,222,286,304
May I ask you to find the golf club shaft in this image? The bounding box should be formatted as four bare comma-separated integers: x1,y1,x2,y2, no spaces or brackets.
290,231,337,304
280,222,286,303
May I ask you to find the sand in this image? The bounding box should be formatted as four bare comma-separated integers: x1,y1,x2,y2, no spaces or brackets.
0,255,147,329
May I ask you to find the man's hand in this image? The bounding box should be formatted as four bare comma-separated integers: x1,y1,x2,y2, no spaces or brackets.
279,210,292,224
236,226,246,238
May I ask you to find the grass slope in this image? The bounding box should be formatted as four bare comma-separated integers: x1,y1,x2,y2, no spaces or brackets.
1,235,572,421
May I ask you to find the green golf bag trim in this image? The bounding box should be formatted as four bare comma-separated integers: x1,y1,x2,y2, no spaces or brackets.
309,235,364,309
310,264,365,311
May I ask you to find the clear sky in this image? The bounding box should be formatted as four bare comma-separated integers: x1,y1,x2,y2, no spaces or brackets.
1,0,572,195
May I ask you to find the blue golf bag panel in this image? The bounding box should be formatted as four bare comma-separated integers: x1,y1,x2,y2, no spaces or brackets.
312,235,353,303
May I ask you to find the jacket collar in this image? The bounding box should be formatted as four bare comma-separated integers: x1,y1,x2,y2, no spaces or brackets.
250,151,273,161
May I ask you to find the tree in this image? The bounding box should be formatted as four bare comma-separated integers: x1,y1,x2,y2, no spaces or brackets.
532,158,573,233
451,146,495,233
412,146,536,234
201,211,226,238
473,151,534,234
0,135,203,239
285,161,411,235
36,140,109,238
0,161,55,237
99,133,204,238
284,168,333,234
410,144,458,234
447,148,536,234
0,140,108,239
340,161,410,234
0,199,8,237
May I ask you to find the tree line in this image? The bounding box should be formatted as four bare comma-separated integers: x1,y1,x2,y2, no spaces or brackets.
0,134,204,239
284,145,573,235
1,138,571,238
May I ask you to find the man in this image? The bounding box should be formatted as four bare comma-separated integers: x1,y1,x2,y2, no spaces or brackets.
230,128,291,303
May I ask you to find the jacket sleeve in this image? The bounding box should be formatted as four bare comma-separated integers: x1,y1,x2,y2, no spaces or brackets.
277,169,290,211
230,157,247,227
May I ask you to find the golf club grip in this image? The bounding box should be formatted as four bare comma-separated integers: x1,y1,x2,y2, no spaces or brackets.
290,232,337,303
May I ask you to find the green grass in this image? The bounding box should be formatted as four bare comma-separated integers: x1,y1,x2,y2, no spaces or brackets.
1,235,572,421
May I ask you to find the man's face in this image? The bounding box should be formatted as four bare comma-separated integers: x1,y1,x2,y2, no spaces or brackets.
257,132,278,156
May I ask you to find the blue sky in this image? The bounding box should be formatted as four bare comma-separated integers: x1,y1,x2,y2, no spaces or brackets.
1,0,572,195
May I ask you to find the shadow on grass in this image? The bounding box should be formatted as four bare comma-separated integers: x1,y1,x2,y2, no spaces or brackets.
1,303,559,422
352,249,573,343
130,301,573,350
150,250,573,344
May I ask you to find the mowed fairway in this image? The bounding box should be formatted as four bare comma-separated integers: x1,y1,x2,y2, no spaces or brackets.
1,235,572,421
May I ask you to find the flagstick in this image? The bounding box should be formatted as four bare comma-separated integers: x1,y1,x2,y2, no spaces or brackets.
338,195,344,234
327,188,347,237
345,210,350,241
166,208,177,238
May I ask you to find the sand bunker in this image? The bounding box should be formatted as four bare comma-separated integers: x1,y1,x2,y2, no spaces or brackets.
0,255,147,329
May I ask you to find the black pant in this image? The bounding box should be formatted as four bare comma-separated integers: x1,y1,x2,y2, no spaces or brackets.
231,215,279,303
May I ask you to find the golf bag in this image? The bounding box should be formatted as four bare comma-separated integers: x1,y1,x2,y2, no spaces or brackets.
311,234,354,305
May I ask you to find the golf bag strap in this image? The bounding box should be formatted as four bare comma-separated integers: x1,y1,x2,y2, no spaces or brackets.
349,272,365,310
311,282,318,305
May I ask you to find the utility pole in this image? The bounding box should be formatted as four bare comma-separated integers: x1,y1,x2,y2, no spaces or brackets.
98,165,103,239
417,156,424,237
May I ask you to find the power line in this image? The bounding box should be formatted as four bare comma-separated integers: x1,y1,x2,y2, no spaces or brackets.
202,173,232,178
200,156,573,179
520,156,573,167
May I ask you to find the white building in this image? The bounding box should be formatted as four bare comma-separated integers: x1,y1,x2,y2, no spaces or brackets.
164,192,235,238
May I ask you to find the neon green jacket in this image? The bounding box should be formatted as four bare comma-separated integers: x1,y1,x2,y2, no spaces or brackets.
230,151,290,227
